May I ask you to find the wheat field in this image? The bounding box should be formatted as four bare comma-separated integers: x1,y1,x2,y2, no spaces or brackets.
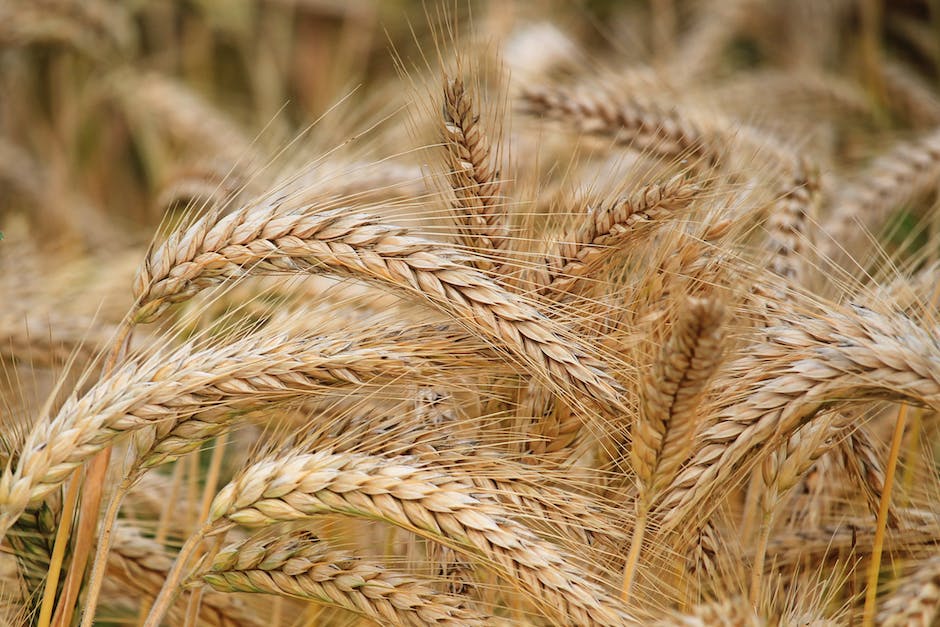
2,0,940,625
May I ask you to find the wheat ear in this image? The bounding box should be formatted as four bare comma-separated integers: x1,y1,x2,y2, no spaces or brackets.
622,296,725,601
657,305,940,534
208,449,636,626
205,530,483,626
519,84,715,168
766,160,817,287
442,76,507,270
132,201,624,409
876,555,940,627
0,325,487,539
535,175,699,296
821,127,940,270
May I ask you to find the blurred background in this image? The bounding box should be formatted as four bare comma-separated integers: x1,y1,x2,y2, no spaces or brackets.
2,0,938,255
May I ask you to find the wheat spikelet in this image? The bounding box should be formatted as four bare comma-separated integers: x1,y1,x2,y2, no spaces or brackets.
208,449,636,626
441,76,507,269
204,530,483,626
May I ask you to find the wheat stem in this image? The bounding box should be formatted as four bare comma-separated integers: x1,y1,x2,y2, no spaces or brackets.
862,402,909,627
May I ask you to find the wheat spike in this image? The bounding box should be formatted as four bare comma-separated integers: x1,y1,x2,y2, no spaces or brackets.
133,200,625,408
205,530,483,626
877,555,940,627
658,304,940,533
442,76,507,269
209,449,636,626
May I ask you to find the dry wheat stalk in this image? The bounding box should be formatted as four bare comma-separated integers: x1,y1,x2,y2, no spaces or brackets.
208,449,636,625
441,76,507,269
132,199,625,409
204,530,483,626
